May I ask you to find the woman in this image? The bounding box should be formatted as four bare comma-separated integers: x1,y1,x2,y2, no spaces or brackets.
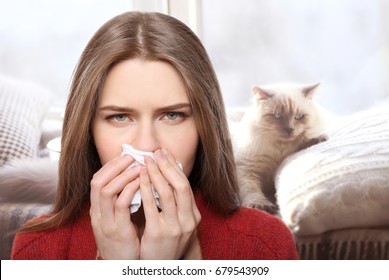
11,11,298,260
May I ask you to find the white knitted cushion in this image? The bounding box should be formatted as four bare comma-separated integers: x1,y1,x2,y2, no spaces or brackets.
276,105,389,236
0,75,51,165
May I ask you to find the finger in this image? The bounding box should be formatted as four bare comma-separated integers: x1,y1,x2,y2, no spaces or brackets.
100,165,142,223
160,149,186,178
94,155,135,183
160,149,200,220
90,155,135,215
144,155,178,220
153,150,193,214
115,178,140,225
139,166,159,221
154,150,201,232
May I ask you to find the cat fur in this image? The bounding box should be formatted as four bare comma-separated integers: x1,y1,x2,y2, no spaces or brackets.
0,158,58,204
231,83,327,213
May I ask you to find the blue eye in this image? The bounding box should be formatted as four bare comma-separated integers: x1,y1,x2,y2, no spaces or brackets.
115,115,128,122
106,114,128,122
166,112,180,120
274,112,282,119
295,114,304,120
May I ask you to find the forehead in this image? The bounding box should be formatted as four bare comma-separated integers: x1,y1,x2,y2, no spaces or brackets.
99,59,189,107
264,96,297,113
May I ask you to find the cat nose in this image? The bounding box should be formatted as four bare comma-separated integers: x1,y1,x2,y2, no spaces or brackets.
284,127,294,134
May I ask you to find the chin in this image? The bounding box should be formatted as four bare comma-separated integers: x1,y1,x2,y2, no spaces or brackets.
279,133,299,142
278,132,293,140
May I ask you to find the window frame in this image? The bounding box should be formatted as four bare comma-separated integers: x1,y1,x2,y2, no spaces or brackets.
133,0,202,36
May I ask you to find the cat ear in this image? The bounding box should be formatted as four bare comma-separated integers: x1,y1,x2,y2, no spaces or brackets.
302,82,320,99
253,86,273,101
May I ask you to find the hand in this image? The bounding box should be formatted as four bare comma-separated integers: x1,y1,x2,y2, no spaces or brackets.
139,149,202,259
90,155,142,260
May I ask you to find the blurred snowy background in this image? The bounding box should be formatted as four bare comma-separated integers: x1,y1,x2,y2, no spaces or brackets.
0,0,133,107
202,0,389,115
1,0,388,115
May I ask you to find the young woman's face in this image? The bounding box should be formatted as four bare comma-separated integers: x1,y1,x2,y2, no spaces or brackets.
93,59,199,176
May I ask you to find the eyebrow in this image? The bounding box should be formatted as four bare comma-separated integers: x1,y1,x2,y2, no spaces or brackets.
98,103,192,113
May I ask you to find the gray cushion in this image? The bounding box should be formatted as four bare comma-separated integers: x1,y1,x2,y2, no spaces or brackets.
0,75,51,165
0,202,52,260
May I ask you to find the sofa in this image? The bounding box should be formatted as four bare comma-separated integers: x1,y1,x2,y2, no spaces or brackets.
0,74,59,260
1,74,389,260
276,105,389,259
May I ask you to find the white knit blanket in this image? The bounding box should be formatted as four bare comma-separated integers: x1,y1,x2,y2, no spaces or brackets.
276,105,389,236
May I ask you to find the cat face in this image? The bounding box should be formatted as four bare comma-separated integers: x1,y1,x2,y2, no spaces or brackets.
261,97,308,139
253,83,320,141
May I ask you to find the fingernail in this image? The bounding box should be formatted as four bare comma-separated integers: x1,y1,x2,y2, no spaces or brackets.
154,149,166,160
140,166,148,175
162,149,169,157
145,155,156,166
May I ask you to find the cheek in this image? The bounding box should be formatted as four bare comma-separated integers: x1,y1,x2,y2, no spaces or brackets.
295,118,307,130
93,126,123,165
95,144,121,165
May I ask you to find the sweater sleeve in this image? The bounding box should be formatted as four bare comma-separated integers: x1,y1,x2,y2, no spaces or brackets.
195,191,299,260
260,212,299,260
227,208,299,260
11,228,70,260
10,214,73,260
11,204,97,260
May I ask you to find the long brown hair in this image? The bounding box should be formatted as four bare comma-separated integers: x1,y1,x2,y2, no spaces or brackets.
23,11,239,232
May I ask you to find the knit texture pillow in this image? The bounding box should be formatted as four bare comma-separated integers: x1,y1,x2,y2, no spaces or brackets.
0,202,52,259
0,75,52,165
276,105,389,236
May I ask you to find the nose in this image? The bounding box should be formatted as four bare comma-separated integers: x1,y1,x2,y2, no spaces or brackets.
284,127,294,134
130,121,160,153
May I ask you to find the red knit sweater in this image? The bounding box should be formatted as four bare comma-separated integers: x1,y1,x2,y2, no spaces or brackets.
11,193,298,260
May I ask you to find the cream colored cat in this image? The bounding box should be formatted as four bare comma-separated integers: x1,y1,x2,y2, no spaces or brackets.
231,83,327,213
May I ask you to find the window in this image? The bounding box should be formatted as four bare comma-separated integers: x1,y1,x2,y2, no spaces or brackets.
201,0,389,114
0,0,198,106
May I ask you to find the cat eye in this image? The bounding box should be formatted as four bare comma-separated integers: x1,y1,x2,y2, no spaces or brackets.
295,113,304,120
273,112,282,119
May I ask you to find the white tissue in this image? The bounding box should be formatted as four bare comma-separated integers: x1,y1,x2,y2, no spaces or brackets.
121,144,182,213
